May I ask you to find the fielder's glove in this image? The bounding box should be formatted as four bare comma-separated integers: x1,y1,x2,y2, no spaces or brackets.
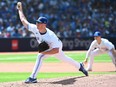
38,41,49,53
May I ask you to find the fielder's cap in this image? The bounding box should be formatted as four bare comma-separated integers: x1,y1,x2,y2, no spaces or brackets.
94,31,101,37
36,17,48,24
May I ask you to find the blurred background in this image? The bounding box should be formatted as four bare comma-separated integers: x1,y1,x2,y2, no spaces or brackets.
0,0,116,52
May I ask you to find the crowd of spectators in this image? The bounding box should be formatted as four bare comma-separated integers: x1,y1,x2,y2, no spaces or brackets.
0,0,116,38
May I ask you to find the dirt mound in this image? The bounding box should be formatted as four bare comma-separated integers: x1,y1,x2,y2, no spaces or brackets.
0,75,116,87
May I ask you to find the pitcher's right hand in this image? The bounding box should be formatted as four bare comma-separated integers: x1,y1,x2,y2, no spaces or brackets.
17,2,22,11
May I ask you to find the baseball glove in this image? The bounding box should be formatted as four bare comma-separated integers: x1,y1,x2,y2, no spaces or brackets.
38,41,49,52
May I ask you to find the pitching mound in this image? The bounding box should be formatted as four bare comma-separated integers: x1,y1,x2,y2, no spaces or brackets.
0,75,116,87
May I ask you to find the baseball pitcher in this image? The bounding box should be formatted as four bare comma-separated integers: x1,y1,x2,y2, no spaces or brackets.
17,2,88,83
83,31,116,71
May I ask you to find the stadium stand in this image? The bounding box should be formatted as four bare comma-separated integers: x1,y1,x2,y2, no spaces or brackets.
0,0,116,38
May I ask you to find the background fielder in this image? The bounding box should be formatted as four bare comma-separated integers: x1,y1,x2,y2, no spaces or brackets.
84,31,116,71
17,2,88,83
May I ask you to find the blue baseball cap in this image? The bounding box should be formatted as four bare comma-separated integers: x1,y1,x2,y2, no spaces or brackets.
36,17,48,24
94,31,101,37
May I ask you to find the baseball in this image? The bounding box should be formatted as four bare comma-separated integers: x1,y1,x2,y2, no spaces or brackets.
17,2,21,7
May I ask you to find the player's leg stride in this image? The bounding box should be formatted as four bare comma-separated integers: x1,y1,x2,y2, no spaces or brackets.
24,63,88,83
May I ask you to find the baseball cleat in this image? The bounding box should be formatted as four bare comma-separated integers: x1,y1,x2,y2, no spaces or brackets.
79,63,88,76
25,77,37,83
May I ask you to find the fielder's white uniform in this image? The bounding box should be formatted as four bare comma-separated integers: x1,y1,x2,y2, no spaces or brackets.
28,23,81,79
86,38,116,70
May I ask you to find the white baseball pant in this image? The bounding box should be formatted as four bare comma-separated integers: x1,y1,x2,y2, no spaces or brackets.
87,48,116,70
30,44,81,79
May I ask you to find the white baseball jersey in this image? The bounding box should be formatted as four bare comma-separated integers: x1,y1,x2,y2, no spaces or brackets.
28,23,62,49
86,38,115,58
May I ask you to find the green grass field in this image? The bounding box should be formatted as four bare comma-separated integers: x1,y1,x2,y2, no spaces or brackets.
0,52,112,63
0,72,116,82
0,51,115,82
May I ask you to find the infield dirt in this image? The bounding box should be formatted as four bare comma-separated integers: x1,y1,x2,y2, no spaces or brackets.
0,62,115,72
